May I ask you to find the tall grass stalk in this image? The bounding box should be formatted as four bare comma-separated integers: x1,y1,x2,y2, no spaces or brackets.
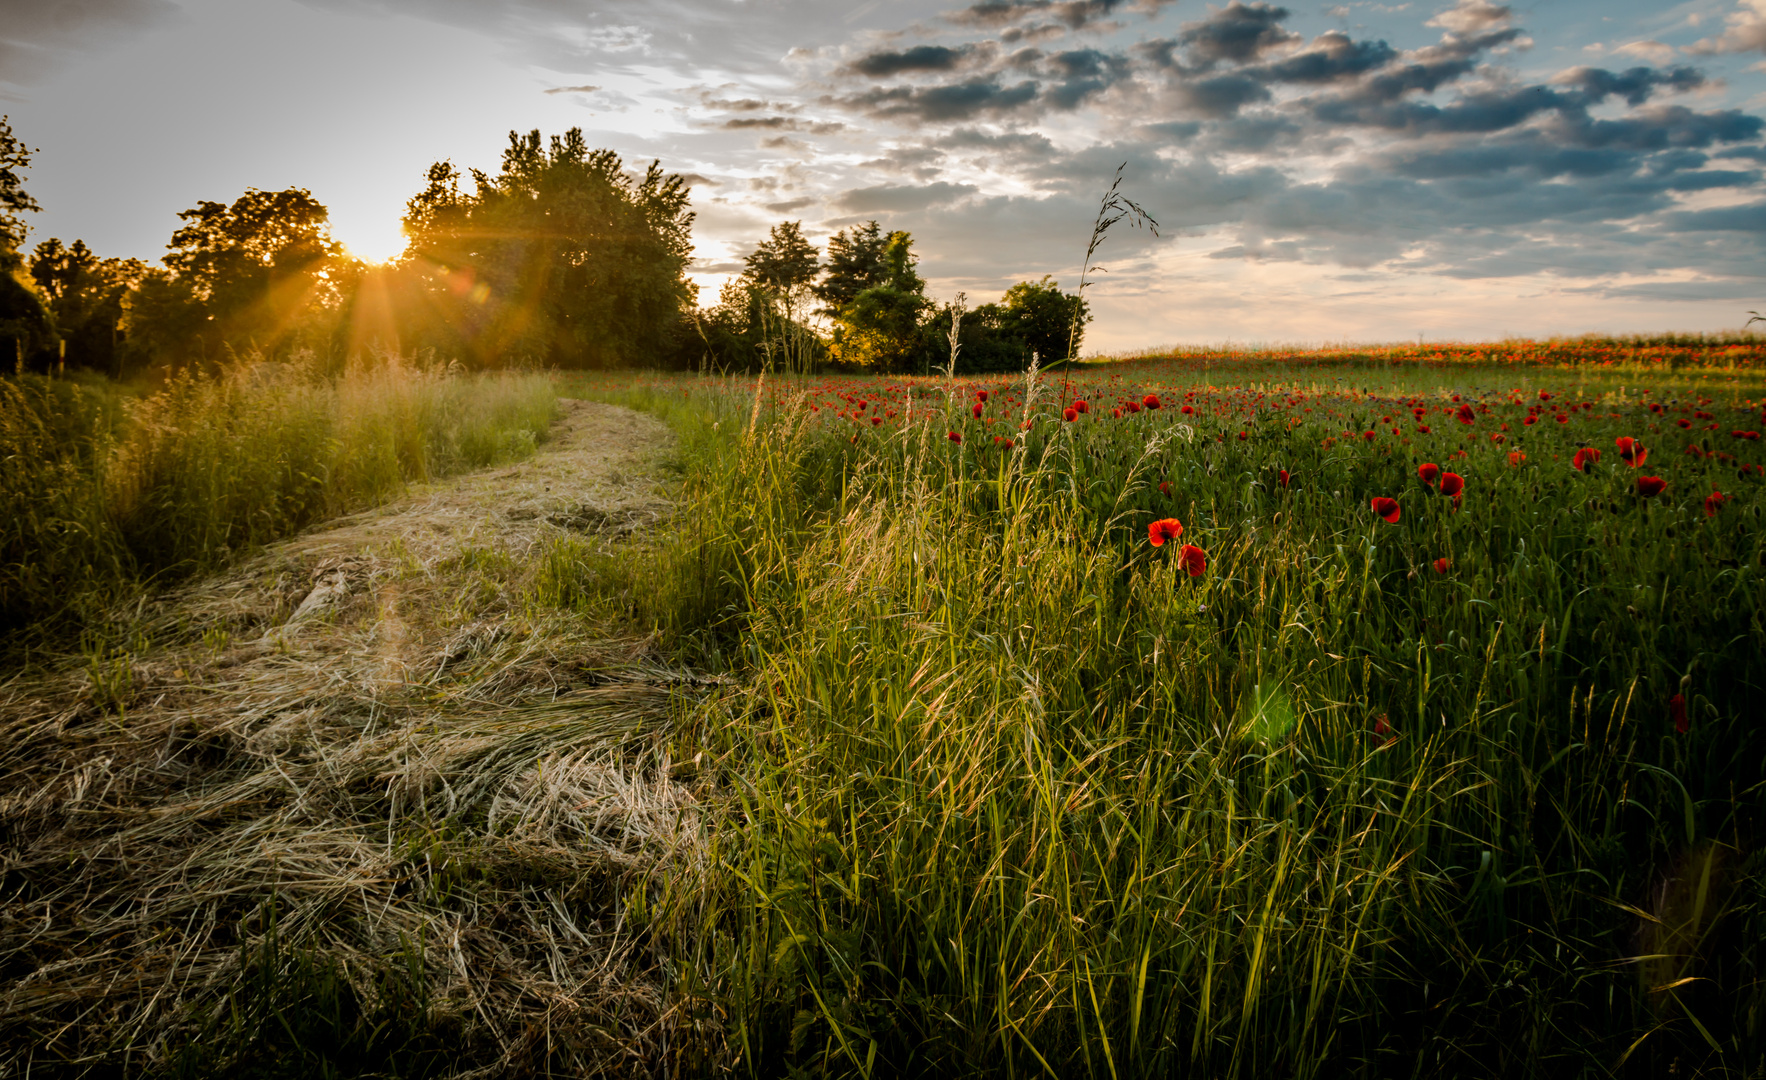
1,354,556,643
609,367,1764,1078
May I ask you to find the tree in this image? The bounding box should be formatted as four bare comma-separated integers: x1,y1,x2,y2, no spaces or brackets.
29,239,148,374
813,221,889,317
743,221,818,294
135,187,350,363
999,276,1089,364
399,128,697,368
830,230,930,371
0,116,41,273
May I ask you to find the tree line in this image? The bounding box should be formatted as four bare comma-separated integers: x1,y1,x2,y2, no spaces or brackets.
1,116,1087,377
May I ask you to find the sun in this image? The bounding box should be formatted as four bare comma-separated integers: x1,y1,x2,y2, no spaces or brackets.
333,220,408,265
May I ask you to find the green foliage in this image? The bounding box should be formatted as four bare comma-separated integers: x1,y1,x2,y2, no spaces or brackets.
614,361,1766,1078
0,115,39,270
28,238,149,374
813,220,888,318
1001,274,1090,363
830,231,930,371
0,358,556,645
745,220,820,293
398,129,697,368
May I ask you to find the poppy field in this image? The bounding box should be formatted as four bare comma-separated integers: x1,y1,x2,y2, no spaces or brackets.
569,342,1766,1078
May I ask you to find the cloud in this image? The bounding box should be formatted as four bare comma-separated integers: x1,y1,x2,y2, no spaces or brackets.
1613,41,1677,66
0,0,181,87
1176,2,1301,66
1688,0,1766,55
545,84,602,94
832,180,981,212
721,116,847,134
832,78,1041,121
1424,0,1511,37
844,43,988,76
944,0,1178,32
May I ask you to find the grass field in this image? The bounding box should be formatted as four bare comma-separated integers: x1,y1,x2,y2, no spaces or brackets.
1,339,1761,1077
567,340,1766,1078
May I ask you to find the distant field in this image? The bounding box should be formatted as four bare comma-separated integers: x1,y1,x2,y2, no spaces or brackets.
570,337,1766,1078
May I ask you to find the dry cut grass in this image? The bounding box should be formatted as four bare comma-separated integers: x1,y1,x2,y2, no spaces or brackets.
0,399,718,1077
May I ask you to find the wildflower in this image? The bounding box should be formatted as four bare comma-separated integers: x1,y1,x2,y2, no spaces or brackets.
972,402,984,418
1181,404,1195,414
1177,543,1207,577
1616,436,1648,467
948,431,962,443
1573,447,1601,473
1372,713,1396,748
1670,693,1688,735
1418,462,1440,486
1363,430,1376,441
1508,451,1526,466
1370,497,1401,523
1417,424,1431,434
1456,404,1476,424
1705,490,1730,517
1159,481,1173,496
1143,393,1161,410
1148,518,1184,546
1073,399,1088,414
1432,557,1451,574
1063,407,1078,422
872,416,883,426
1439,472,1464,498
1278,469,1290,489
977,390,988,402
1636,475,1666,497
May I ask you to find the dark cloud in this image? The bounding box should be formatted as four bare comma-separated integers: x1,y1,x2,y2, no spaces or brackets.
833,180,980,212
1256,31,1394,83
1176,2,1299,66
0,0,181,86
845,43,985,77
766,196,818,211
832,78,1040,121
722,116,847,134
545,83,601,94
944,0,1177,32
1177,74,1272,118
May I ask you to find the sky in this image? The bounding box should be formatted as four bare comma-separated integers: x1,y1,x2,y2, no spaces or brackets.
7,0,1766,349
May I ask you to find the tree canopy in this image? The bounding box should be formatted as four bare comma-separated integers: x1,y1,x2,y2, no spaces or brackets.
399,128,697,368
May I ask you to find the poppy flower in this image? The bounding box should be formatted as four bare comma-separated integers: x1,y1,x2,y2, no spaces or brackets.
1670,693,1688,735
1636,475,1666,497
948,431,962,443
1572,447,1601,473
1143,394,1161,410
1073,399,1088,414
977,390,989,402
1148,518,1184,546
1616,436,1648,467
972,402,984,418
872,416,883,426
1176,543,1207,576
1456,404,1476,424
1112,408,1122,419
1063,407,1078,422
1370,497,1401,523
1278,469,1291,489
1439,472,1464,498
1705,490,1730,517
1418,463,1441,486
1417,425,1431,434
1159,480,1173,496
1181,404,1195,414
1372,713,1396,748
1508,451,1526,467
1432,557,1451,574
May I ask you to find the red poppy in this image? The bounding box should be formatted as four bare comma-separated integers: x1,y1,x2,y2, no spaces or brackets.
1177,543,1207,576
1418,462,1440,485
1616,436,1648,467
1705,490,1730,517
1670,693,1688,735
1439,472,1464,498
1112,408,1122,419
1572,447,1601,473
948,431,962,443
1148,518,1184,546
872,416,883,425
1417,424,1431,434
1278,469,1291,488
1063,407,1078,422
1372,713,1396,748
1142,394,1161,410
972,402,984,418
1636,475,1666,497
1432,557,1451,574
1456,404,1476,424
977,390,989,402
1159,480,1173,496
1181,404,1195,414
1508,451,1526,467
1370,497,1401,523
1073,399,1088,414
1539,390,1552,400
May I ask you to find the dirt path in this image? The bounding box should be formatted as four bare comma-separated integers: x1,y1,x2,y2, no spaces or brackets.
0,400,711,1077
